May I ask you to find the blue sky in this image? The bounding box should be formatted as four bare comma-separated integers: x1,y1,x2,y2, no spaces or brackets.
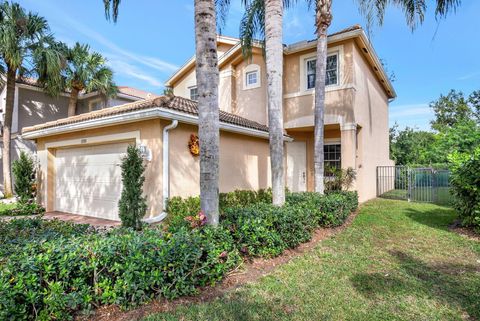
18,0,480,131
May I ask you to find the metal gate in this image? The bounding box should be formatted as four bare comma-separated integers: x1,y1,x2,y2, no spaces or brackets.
376,166,452,205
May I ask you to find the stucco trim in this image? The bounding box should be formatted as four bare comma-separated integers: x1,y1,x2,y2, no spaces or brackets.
283,83,357,99
44,131,141,149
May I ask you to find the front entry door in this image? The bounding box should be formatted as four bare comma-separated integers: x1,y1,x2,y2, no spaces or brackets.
286,141,307,192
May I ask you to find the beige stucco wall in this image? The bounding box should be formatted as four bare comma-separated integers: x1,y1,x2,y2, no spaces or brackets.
169,123,271,198
35,119,271,218
36,119,164,218
352,42,394,202
231,52,268,125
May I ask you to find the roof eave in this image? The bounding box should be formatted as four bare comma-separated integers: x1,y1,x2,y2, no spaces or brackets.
21,107,287,141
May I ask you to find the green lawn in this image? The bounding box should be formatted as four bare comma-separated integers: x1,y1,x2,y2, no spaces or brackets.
145,199,480,321
0,202,16,215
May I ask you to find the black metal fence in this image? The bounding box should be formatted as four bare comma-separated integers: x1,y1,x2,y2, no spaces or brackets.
376,166,452,205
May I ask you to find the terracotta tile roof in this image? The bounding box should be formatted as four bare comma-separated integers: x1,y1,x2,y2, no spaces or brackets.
117,86,159,99
22,96,270,134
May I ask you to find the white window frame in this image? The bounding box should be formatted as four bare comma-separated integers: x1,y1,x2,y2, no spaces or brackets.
243,64,261,90
189,86,198,101
324,140,341,176
299,45,343,93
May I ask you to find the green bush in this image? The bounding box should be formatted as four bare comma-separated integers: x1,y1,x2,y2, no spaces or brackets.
166,189,273,231
0,217,92,257
449,147,480,232
0,201,45,217
0,189,358,320
0,225,241,320
118,145,147,230
12,151,37,204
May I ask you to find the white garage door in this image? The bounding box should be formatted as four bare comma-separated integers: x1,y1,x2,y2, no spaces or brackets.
55,142,130,221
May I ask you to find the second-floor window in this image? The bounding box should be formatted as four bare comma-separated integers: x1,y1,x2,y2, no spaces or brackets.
305,53,339,90
189,86,198,101
246,70,258,86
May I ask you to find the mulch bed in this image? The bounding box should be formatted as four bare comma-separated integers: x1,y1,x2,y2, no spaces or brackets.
449,220,480,241
79,209,359,321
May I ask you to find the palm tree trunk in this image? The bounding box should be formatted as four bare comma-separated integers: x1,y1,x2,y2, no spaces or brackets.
265,0,285,206
2,67,16,197
314,0,332,194
68,87,79,117
194,0,220,226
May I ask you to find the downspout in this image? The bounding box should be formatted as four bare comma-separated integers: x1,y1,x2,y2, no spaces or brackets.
162,120,178,211
143,119,178,224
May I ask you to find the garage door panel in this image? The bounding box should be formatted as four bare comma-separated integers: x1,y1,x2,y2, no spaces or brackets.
55,142,129,220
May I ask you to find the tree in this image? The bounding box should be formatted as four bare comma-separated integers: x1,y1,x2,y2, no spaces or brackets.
430,90,473,131
0,2,63,197
389,124,437,165
118,145,147,230
104,0,221,226
430,89,480,131
64,43,117,117
12,151,36,204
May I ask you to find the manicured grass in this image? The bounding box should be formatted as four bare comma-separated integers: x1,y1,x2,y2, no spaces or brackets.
145,199,480,321
0,202,16,215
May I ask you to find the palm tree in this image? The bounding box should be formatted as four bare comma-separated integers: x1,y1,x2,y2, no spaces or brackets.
239,0,461,194
64,43,117,117
220,0,296,206
0,2,63,197
104,0,221,226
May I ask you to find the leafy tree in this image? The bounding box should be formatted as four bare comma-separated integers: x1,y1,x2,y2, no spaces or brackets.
118,145,147,230
64,42,117,116
104,0,221,226
430,90,475,131
12,152,36,204
432,120,480,161
0,2,64,197
389,124,436,165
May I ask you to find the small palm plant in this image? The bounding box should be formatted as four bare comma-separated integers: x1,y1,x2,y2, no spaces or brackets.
64,42,117,116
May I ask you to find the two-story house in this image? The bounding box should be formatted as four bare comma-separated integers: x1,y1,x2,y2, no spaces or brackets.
166,25,395,201
0,77,158,192
21,25,394,222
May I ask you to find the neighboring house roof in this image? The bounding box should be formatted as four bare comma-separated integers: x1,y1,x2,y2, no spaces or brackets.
14,77,158,100
22,95,272,139
164,25,396,99
116,86,159,99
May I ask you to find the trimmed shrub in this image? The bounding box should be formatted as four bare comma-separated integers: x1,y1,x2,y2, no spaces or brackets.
0,225,241,320
0,201,45,217
118,145,147,230
12,151,37,203
166,189,273,231
0,189,358,320
449,148,480,231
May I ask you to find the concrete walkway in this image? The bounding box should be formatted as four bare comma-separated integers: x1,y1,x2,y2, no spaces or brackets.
44,212,121,227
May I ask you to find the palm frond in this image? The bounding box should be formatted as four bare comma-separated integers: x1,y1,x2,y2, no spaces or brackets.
104,0,121,23
239,0,265,60
357,0,460,32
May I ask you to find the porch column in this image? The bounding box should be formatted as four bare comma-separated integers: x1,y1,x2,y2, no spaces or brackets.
340,123,357,170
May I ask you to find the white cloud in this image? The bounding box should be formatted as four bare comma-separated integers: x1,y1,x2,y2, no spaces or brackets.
457,71,480,81
25,1,178,74
107,59,163,88
389,103,432,118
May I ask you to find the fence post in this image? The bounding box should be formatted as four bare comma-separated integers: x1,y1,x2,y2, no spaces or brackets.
407,167,411,202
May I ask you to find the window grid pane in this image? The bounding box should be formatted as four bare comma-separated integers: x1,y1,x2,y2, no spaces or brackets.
324,144,341,176
305,53,338,89
246,71,258,86
190,87,198,101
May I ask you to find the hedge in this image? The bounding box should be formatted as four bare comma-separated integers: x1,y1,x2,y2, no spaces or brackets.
449,147,480,232
0,190,358,320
